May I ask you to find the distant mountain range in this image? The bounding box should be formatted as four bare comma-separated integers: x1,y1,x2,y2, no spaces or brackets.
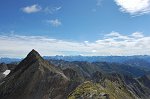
1,55,150,63
0,50,150,99
44,55,150,63
0,58,21,64
2,55,150,73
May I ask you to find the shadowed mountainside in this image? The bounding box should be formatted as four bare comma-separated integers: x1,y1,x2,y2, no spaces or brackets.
0,50,70,99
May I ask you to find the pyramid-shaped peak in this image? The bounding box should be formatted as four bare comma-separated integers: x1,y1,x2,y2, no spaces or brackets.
12,49,44,72
29,49,40,55
26,49,42,60
0,49,69,99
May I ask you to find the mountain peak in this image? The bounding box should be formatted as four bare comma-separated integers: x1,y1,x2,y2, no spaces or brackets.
30,49,38,53
11,49,43,73
26,49,42,60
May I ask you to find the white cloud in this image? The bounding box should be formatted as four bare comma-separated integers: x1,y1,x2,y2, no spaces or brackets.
105,31,130,40
114,0,150,15
84,41,89,43
0,32,150,57
92,50,97,53
131,32,144,38
44,6,62,14
22,4,42,13
46,19,62,27
22,4,61,14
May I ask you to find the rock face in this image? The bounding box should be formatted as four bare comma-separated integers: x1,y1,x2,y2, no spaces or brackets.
138,74,150,89
92,71,103,83
63,68,84,82
0,49,69,99
0,63,8,73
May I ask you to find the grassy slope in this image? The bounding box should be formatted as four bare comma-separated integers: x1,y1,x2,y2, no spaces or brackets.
68,80,135,99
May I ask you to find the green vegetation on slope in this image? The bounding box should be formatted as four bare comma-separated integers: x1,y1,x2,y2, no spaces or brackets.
68,80,135,99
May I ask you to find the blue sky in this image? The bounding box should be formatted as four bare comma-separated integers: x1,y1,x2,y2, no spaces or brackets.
0,0,150,57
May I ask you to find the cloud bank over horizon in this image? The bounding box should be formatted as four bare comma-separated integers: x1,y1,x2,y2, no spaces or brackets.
0,32,150,58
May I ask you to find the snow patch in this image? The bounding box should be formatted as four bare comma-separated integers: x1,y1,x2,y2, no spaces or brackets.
3,70,11,76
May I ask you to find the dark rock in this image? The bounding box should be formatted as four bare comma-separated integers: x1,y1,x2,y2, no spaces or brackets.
0,49,70,99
